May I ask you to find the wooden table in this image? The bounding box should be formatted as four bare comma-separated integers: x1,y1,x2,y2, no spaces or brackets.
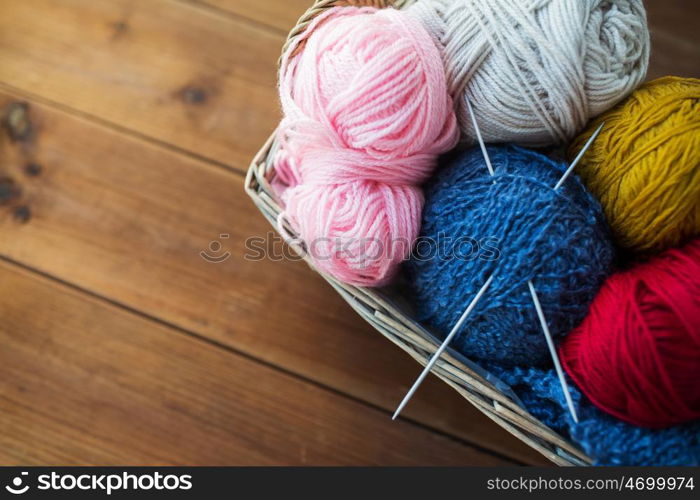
0,0,698,465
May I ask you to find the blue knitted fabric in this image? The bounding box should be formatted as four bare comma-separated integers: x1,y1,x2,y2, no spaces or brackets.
406,145,614,366
489,363,700,465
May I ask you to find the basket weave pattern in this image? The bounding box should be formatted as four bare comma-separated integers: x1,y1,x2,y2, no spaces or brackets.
244,0,593,466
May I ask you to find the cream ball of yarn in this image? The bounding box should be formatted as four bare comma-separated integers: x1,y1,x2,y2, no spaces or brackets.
407,0,650,146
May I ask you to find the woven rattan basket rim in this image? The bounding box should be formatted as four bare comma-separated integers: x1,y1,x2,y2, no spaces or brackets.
246,0,594,466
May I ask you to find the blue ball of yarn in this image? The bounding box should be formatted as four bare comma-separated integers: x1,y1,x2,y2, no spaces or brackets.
491,364,700,465
406,145,614,366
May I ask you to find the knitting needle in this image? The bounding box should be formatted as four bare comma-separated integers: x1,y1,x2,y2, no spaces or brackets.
392,100,498,420
392,274,494,420
466,98,495,176
528,281,579,422
554,122,605,191
466,102,580,422
528,123,605,423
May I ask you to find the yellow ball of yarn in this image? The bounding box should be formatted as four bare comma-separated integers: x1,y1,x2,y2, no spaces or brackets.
570,76,700,255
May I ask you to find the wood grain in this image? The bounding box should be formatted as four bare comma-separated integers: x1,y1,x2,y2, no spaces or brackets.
0,89,546,464
0,0,282,170
0,261,513,465
184,0,311,33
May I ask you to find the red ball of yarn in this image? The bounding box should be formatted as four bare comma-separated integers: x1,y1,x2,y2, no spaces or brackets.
559,239,700,428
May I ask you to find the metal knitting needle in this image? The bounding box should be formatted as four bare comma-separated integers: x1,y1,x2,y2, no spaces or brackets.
466,103,580,422
466,98,495,177
392,274,494,420
528,281,579,422
393,100,498,420
532,123,605,422
554,122,605,191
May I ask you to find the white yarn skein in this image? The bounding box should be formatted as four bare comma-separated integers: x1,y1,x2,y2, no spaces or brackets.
407,0,650,146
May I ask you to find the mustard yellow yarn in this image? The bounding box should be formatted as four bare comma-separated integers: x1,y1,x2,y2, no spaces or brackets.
569,77,700,255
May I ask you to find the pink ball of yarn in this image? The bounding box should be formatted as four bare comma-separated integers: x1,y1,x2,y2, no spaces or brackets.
275,6,458,286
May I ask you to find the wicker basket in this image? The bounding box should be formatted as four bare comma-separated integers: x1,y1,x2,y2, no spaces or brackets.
244,0,593,466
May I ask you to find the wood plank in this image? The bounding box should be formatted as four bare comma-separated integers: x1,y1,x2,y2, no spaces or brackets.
0,0,282,169
0,89,547,464
645,1,700,80
0,261,512,465
185,0,311,33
